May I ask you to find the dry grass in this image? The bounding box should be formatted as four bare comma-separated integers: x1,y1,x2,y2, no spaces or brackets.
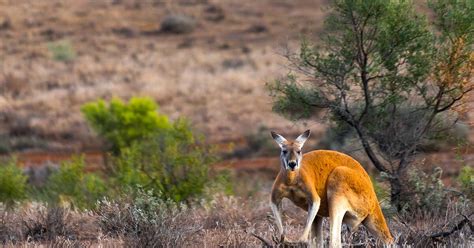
1,191,472,247
0,0,329,150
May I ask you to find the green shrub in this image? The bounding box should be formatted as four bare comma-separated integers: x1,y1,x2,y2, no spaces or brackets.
458,166,473,200
0,159,28,207
82,97,172,154
405,167,449,214
47,40,76,62
205,169,234,197
112,119,218,202
371,176,389,201
43,157,107,210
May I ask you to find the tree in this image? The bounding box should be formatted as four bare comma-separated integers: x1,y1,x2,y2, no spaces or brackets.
268,0,473,210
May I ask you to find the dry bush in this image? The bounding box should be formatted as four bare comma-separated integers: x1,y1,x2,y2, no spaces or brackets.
391,200,473,247
1,190,472,247
22,206,75,242
0,202,98,246
96,190,201,247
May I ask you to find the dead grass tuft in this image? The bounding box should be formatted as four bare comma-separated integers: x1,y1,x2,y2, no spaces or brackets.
0,195,472,247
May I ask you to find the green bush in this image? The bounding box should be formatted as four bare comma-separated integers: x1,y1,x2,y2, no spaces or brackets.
112,119,218,202
43,157,107,210
82,97,227,202
0,159,28,207
82,97,172,154
458,166,473,200
405,167,449,214
47,40,76,62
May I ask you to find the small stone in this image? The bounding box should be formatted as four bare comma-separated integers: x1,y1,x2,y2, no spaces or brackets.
160,14,196,34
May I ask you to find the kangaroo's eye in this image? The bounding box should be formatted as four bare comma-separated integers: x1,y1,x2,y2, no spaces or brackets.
282,150,288,155
297,151,301,155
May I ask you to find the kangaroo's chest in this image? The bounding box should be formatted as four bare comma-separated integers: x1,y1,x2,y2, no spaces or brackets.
281,184,310,209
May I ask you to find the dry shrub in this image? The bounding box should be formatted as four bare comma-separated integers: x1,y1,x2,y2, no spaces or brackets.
191,195,274,247
0,209,21,244
96,189,201,247
96,192,277,247
0,202,97,246
392,200,473,247
22,205,75,242
201,196,251,229
1,190,472,247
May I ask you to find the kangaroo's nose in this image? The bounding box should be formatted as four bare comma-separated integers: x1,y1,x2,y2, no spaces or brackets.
288,161,297,169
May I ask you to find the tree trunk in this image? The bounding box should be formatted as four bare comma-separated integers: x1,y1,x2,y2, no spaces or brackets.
389,168,411,212
389,176,403,211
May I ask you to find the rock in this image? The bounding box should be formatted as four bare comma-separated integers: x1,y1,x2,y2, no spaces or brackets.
222,58,244,69
247,24,268,33
0,16,11,30
112,27,138,37
160,14,196,34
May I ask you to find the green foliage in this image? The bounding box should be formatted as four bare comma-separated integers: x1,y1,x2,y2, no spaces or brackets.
43,157,107,210
267,74,324,120
371,176,389,202
47,40,76,62
405,167,449,214
0,159,28,207
82,97,172,154
457,166,474,200
205,169,234,197
111,119,218,202
429,0,474,40
82,97,226,202
271,0,435,118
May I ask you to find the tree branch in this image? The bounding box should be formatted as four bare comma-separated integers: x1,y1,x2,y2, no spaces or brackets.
435,87,474,113
429,213,473,240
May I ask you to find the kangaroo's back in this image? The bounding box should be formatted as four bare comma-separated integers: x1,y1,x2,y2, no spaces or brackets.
300,150,372,192
299,150,375,216
300,150,393,243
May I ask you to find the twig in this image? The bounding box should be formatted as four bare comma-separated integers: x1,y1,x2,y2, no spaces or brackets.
246,230,274,247
429,213,473,240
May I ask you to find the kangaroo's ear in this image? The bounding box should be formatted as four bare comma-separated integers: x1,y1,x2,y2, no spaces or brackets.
295,129,311,147
271,131,287,147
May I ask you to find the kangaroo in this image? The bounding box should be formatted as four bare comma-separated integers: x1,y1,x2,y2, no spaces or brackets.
270,130,393,248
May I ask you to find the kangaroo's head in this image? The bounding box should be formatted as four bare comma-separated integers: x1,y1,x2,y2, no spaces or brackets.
271,130,310,171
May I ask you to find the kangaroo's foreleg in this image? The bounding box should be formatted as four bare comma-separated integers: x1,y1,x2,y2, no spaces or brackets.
299,198,321,242
270,198,285,242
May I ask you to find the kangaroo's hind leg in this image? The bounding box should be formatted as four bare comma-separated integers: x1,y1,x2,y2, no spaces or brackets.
328,198,347,248
326,167,359,248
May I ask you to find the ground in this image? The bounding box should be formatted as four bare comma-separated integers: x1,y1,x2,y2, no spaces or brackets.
0,0,329,151
1,0,472,182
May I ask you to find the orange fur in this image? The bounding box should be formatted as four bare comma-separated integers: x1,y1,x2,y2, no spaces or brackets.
270,132,393,247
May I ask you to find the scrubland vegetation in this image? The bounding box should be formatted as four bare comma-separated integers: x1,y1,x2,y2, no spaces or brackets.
0,0,473,247
1,97,472,247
